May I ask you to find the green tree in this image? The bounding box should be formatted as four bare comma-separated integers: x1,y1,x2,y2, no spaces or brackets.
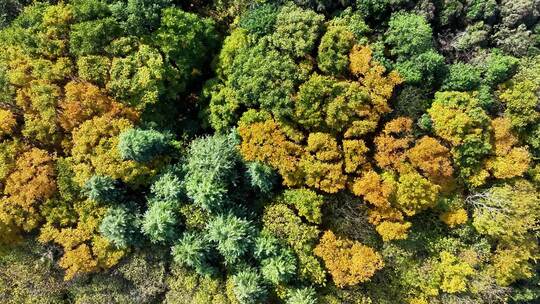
287,287,318,304
141,199,179,244
246,161,278,194
153,7,218,91
317,26,355,75
231,268,268,304
283,188,324,224
99,206,140,248
270,4,324,58
385,12,433,58
171,231,214,275
238,3,279,37
184,133,240,212
206,213,254,265
118,128,171,163
82,175,121,203
260,248,297,284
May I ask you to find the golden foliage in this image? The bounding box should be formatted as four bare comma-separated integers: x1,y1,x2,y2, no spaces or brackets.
351,171,394,209
0,109,17,137
349,45,403,115
238,119,303,187
489,244,538,286
439,208,468,228
59,81,138,133
70,115,153,186
485,118,531,179
2,148,56,231
436,251,474,293
490,117,518,155
374,117,413,171
301,132,347,192
314,230,384,287
375,220,411,241
342,139,369,174
485,147,530,179
367,207,404,226
407,136,453,183
38,200,125,280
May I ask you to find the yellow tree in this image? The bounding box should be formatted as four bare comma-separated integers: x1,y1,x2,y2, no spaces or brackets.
238,117,304,187
1,148,56,231
59,81,138,133
349,45,403,115
374,117,414,172
299,132,346,193
485,117,530,179
0,109,17,137
39,199,125,280
407,136,453,185
314,230,384,287
69,115,153,187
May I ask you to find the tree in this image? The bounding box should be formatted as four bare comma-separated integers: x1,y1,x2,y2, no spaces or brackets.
385,12,433,58
165,265,232,304
245,161,278,194
260,249,297,284
441,63,482,91
109,0,172,36
393,50,445,86
485,118,531,179
349,45,403,115
70,115,152,187
238,3,279,37
428,92,492,184
375,221,411,241
82,175,120,203
287,287,318,304
0,109,16,137
76,55,110,86
396,171,440,216
283,188,324,224
141,199,179,244
407,136,453,184
314,230,384,287
106,44,166,110
468,180,540,244
2,148,56,231
150,170,184,202
69,17,120,56
439,208,468,228
374,117,414,172
262,203,325,284
351,170,395,209
118,128,171,163
171,232,214,276
231,268,268,304
270,4,324,58
498,80,539,130
59,80,137,133
184,133,240,212
153,7,218,90
300,132,347,193
317,26,355,75
238,117,303,187
99,206,140,248
38,199,125,280
206,213,254,265
228,42,301,119
434,251,475,293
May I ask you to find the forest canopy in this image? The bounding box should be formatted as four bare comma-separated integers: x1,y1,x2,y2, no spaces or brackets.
0,0,540,303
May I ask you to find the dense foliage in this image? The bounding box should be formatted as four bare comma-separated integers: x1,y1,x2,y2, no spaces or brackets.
1,0,539,303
